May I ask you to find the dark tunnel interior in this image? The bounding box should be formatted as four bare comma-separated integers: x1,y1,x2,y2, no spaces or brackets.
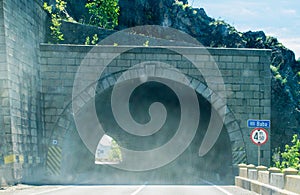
60,79,234,185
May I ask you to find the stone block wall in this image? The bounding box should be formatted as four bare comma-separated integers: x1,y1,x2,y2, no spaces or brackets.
0,0,11,185
210,49,272,166
60,21,116,45
40,44,271,171
0,0,46,185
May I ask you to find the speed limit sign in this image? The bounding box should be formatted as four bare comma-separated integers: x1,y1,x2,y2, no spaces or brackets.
250,128,268,146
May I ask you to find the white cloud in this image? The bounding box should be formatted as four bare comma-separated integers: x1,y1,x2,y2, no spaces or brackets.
278,37,300,59
190,0,300,59
281,9,297,15
195,2,260,18
262,27,292,37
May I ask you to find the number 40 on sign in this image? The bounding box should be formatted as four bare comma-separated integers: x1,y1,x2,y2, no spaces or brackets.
250,128,268,146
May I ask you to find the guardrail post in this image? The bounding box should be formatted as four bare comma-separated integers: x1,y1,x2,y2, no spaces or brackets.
283,168,300,194
269,167,284,189
247,164,257,180
257,165,269,184
238,163,248,178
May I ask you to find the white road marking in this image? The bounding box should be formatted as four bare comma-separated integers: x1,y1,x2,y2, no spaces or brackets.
200,179,233,195
31,186,70,195
131,183,147,195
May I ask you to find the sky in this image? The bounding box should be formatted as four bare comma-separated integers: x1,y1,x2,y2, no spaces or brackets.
189,0,300,59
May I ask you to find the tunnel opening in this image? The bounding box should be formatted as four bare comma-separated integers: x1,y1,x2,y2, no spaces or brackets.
60,79,233,185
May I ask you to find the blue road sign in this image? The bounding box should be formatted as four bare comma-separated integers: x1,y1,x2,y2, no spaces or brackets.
247,119,270,128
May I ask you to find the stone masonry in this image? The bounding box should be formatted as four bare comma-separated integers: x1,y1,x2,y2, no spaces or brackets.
0,0,46,185
0,0,271,185
39,44,271,177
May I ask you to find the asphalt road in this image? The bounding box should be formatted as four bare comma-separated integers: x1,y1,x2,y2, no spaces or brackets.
0,185,258,195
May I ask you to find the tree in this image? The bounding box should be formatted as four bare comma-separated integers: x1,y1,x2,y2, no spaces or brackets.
85,0,120,29
43,0,74,43
273,134,300,171
108,140,122,162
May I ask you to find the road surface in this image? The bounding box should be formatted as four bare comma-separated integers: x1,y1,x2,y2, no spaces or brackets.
0,185,258,195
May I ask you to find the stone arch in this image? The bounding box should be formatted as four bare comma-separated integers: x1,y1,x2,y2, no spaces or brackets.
45,67,247,177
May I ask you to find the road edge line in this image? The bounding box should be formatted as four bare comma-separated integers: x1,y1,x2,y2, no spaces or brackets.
200,179,233,195
131,183,147,195
32,186,70,195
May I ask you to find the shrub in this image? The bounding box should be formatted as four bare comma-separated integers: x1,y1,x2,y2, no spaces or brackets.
43,0,74,43
273,134,300,171
85,0,120,29
85,34,99,45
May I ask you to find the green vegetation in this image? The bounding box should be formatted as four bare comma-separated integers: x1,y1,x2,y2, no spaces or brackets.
85,36,90,45
270,65,279,73
174,0,190,10
273,134,300,171
85,34,99,45
281,78,287,85
91,34,99,45
270,64,287,85
43,0,75,43
108,140,122,162
44,0,119,43
266,36,286,48
43,0,66,43
85,0,120,29
143,40,149,47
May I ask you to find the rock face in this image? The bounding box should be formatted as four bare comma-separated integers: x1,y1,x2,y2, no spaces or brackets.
118,0,174,28
65,0,89,22
118,0,186,26
53,0,300,150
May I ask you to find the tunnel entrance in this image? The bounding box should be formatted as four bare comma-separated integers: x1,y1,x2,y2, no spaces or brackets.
61,79,233,185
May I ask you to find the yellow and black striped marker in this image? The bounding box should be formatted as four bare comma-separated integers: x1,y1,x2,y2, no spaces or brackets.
46,146,62,175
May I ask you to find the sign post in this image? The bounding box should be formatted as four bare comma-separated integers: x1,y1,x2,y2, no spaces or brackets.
258,145,261,166
250,128,268,166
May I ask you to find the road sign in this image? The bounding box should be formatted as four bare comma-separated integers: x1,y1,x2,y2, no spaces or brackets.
250,128,268,146
247,119,270,128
